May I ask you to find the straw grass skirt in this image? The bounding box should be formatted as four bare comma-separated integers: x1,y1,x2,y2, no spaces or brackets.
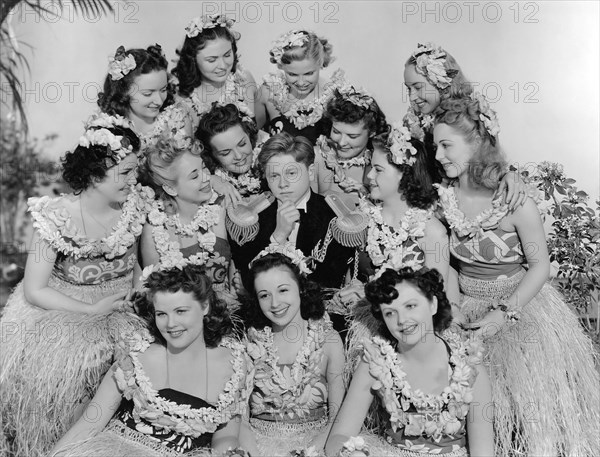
0,275,147,457
250,415,328,456
459,270,600,456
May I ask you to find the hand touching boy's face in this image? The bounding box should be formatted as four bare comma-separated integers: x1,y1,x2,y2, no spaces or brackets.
264,154,314,205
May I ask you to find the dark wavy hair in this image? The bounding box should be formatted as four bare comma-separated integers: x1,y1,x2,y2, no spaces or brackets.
324,89,390,138
134,264,233,348
364,267,452,338
434,97,506,190
97,45,174,117
240,253,324,330
173,26,240,97
371,137,438,210
61,125,140,193
195,102,258,173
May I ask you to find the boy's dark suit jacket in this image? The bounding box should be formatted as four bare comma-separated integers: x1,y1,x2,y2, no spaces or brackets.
230,191,355,293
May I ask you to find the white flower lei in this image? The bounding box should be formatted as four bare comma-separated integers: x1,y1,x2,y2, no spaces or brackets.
435,184,508,239
85,111,133,130
246,317,331,418
388,121,418,167
263,68,346,130
317,135,369,195
361,201,431,275
365,333,480,441
114,336,251,436
140,104,192,151
213,143,262,196
28,184,152,260
402,106,433,142
188,71,251,119
185,14,235,38
146,201,222,275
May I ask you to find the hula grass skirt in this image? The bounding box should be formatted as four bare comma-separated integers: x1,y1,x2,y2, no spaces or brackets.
0,276,148,457
250,415,328,457
459,270,600,456
53,419,214,457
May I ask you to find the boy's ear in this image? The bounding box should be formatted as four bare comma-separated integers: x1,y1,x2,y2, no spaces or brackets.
308,163,315,181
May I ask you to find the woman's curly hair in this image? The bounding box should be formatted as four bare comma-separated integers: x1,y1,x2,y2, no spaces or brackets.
173,26,240,98
137,136,204,210
434,96,506,190
372,137,438,210
195,102,258,173
240,253,324,330
97,45,174,117
61,125,140,193
324,89,390,138
364,267,452,338
134,264,233,348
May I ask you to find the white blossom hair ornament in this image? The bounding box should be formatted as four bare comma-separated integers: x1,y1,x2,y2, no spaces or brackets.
336,84,374,110
84,111,132,130
78,127,133,163
108,46,137,81
251,241,312,275
185,14,235,38
388,121,418,166
339,436,370,457
411,42,458,90
471,91,501,139
269,30,310,65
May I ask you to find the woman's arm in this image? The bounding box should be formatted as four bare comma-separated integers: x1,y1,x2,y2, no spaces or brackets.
466,364,494,456
325,360,374,456
238,411,260,457
473,198,550,339
254,84,271,130
50,365,122,456
23,232,125,313
418,216,449,284
211,413,242,453
139,222,160,268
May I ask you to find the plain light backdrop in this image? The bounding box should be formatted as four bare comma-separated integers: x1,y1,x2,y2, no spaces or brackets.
6,0,599,197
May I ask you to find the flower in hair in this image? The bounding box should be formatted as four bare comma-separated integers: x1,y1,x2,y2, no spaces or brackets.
108,46,136,81
78,127,133,162
185,14,235,38
336,84,374,110
84,111,132,130
388,121,418,166
412,42,457,90
270,30,309,65
252,241,312,275
471,91,500,138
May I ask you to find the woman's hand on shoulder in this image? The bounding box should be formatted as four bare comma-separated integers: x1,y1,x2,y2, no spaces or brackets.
495,170,528,211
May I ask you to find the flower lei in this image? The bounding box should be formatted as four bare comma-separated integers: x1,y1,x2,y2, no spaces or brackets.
435,184,509,239
471,91,500,138
402,106,433,142
361,201,431,276
140,104,192,151
269,30,310,65
188,71,251,119
364,332,481,441
317,135,369,195
339,437,369,457
108,45,136,81
28,184,152,260
336,84,374,110
185,14,235,38
411,42,457,90
251,241,312,275
246,317,331,418
388,121,418,166
144,201,223,277
113,335,252,436
263,68,346,130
